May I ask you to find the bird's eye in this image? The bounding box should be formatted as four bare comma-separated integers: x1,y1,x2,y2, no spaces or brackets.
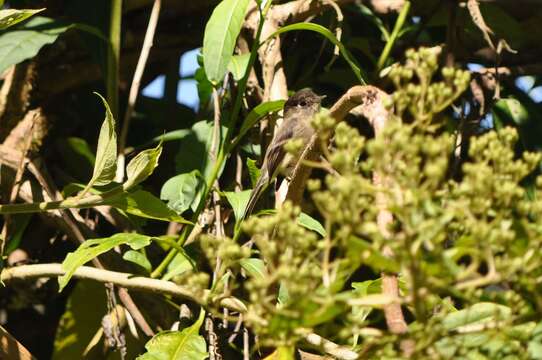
299,100,307,107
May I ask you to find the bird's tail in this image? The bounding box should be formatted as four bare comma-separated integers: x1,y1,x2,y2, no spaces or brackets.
242,173,269,220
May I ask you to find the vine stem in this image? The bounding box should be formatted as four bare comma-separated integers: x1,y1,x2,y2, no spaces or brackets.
107,0,122,119
0,186,125,214
376,1,411,71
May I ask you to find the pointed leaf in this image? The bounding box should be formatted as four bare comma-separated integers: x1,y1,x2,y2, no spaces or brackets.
227,53,250,81
202,0,251,83
236,100,285,145
124,143,163,189
0,8,44,30
138,309,207,360
297,212,326,237
59,233,152,291
267,22,367,84
87,93,117,188
106,189,191,224
224,190,252,222
239,258,267,280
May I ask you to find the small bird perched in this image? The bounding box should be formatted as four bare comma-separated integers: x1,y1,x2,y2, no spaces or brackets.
243,89,325,218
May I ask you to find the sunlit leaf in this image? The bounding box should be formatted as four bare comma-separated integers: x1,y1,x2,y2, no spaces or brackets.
0,8,44,30
123,250,152,273
224,190,252,222
246,158,260,188
59,233,152,291
161,171,205,214
298,212,326,237
124,143,163,189
266,22,367,84
202,0,251,83
83,93,117,193
105,189,191,223
236,100,285,145
239,258,267,280
227,53,250,81
138,309,207,360
0,16,70,74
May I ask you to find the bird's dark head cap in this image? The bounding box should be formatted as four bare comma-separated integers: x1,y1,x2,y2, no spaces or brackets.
284,88,326,109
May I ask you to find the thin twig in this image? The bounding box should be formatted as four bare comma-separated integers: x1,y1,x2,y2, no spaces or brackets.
117,0,162,181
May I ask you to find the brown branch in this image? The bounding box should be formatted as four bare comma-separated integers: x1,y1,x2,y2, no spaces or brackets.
0,325,35,360
117,0,162,181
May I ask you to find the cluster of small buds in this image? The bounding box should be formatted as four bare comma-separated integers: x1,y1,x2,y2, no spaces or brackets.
388,47,471,124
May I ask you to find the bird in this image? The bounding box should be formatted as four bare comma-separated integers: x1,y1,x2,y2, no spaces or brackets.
243,88,325,218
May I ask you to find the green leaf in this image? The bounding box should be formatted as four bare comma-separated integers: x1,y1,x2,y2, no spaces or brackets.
124,143,163,189
266,23,367,84
147,129,191,146
239,258,267,280
161,171,206,214
163,252,195,281
227,53,250,81
138,309,207,360
223,190,252,222
347,236,400,273
236,100,285,145
494,98,529,126
442,302,511,331
0,16,71,74
246,158,260,188
59,233,152,291
83,93,117,193
123,250,152,273
0,8,44,30
175,120,227,181
202,0,251,83
57,137,96,181
105,189,191,224
297,212,326,237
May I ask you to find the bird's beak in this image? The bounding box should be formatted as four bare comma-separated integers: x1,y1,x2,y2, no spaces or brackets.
319,95,327,101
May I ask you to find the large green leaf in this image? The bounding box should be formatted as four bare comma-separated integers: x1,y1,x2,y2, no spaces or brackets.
105,189,190,223
0,16,70,74
202,0,251,83
138,309,207,360
0,8,44,30
161,171,205,214
124,143,163,189
82,93,117,193
59,233,152,291
266,22,367,84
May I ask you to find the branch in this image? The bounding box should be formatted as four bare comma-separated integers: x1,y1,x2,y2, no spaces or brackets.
0,264,246,313
117,0,162,181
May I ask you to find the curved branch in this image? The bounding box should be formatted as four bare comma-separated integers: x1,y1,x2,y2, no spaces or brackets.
1,264,246,313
